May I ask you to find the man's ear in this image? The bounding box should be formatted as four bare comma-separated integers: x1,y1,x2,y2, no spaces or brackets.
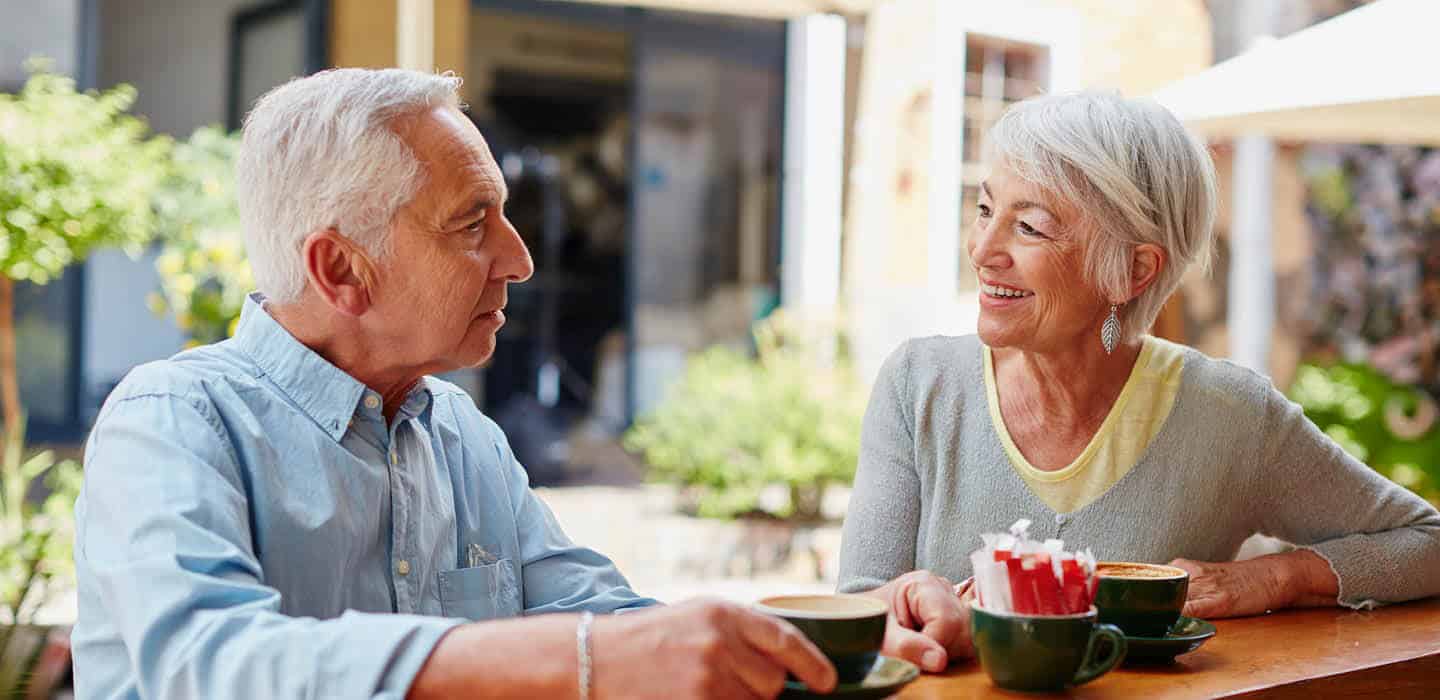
300,228,377,317
1128,243,1166,300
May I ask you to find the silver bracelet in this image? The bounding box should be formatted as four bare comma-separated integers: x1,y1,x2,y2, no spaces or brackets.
577,611,595,700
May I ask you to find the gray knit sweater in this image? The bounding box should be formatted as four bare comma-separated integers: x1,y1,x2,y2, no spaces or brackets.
837,335,1440,609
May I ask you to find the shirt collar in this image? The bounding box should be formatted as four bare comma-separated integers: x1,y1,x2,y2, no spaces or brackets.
232,293,430,442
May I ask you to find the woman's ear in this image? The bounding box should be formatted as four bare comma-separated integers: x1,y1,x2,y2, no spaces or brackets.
301,229,377,317
1128,243,1167,300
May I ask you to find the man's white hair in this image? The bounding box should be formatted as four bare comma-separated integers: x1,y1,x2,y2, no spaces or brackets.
987,91,1218,341
236,68,463,303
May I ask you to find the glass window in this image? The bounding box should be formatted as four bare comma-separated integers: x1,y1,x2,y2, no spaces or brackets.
14,274,80,440
229,2,309,129
959,35,1048,290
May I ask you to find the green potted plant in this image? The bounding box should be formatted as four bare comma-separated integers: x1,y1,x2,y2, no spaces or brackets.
1294,143,1440,507
624,311,866,522
0,421,80,698
0,61,170,697
1289,362,1440,506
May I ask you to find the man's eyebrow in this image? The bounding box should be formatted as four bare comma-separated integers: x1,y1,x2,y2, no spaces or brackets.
444,197,493,226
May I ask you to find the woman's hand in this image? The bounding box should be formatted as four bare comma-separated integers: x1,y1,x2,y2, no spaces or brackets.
1169,550,1339,619
864,571,974,673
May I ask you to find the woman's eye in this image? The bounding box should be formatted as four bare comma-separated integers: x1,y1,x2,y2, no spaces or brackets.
977,204,992,219
1017,221,1045,238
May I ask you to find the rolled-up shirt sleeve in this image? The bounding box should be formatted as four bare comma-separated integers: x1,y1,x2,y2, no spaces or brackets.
1255,387,1440,609
75,393,460,699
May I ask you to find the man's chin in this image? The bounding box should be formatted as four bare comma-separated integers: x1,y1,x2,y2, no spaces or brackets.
454,333,498,369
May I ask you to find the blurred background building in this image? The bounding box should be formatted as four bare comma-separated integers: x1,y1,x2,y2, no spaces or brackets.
7,0,799,485
8,5,1440,690
10,0,1439,524
3,0,1222,481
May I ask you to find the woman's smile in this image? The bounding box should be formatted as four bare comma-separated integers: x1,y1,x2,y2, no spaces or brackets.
979,280,1035,309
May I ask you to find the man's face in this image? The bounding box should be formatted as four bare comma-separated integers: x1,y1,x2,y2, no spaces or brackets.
365,105,533,374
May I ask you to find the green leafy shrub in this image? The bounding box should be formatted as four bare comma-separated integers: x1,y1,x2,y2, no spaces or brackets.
0,61,169,696
1288,362,1440,506
0,419,80,699
150,126,250,345
0,63,170,285
0,60,167,539
0,420,80,629
624,313,866,521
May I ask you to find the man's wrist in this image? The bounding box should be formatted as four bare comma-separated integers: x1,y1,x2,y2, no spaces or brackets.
408,624,468,700
408,616,584,700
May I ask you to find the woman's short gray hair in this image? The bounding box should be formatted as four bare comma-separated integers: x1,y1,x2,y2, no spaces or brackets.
987,91,1218,341
235,68,462,303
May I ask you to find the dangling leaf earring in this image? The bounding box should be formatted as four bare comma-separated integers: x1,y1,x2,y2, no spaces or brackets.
1100,304,1121,355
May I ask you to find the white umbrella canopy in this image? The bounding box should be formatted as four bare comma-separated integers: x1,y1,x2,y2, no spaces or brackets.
556,0,877,20
1151,0,1440,145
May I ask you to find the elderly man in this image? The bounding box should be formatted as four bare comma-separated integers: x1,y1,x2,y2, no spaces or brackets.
73,68,836,700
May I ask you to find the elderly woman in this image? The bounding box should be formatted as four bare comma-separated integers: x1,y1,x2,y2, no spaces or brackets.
837,91,1440,673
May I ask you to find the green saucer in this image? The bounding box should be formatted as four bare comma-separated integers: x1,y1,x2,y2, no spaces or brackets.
781,656,920,699
1122,616,1216,665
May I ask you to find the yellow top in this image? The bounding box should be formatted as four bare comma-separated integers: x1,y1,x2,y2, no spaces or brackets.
984,336,1187,514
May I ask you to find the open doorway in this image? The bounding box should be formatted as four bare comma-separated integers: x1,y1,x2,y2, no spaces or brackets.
467,4,633,485
466,2,786,486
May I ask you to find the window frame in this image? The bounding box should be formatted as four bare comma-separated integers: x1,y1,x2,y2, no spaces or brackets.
933,2,1080,297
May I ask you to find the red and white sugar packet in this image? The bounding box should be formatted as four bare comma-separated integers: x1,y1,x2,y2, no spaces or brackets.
969,519,1097,615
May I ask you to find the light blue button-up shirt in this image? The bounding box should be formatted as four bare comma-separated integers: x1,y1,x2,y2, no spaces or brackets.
73,295,656,699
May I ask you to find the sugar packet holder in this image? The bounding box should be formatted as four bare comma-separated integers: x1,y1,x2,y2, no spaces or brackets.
969,518,1097,615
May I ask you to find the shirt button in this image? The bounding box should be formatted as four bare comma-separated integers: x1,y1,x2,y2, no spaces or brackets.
364,394,380,410
389,452,398,465
1055,514,1067,525
396,559,410,576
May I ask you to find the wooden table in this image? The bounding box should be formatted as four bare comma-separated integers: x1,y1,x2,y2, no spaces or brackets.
899,598,1440,698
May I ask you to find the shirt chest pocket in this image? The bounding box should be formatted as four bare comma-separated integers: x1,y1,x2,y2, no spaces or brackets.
438,559,523,620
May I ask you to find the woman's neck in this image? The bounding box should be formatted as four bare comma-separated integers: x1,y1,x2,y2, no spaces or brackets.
993,337,1145,433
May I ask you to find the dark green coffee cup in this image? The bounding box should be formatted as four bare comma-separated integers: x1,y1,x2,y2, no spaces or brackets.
970,602,1127,692
1094,562,1190,638
756,594,888,684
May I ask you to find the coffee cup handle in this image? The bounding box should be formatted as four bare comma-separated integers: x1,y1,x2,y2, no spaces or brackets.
1072,623,1127,686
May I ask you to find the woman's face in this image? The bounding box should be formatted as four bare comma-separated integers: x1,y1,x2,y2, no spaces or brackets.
966,163,1111,353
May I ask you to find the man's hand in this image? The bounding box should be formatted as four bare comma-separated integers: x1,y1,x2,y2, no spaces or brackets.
866,571,974,673
1169,550,1338,619
591,599,837,699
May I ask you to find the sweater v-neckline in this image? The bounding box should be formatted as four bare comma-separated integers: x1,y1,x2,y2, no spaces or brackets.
978,339,1183,518
984,340,1154,477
